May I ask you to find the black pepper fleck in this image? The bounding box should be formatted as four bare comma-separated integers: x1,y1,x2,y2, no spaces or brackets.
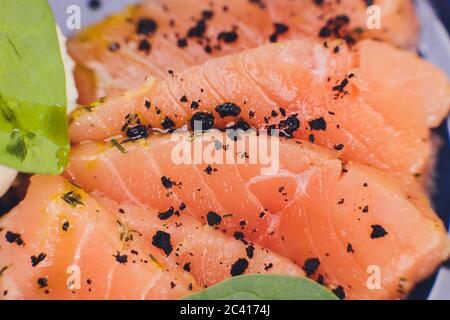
190,112,215,131
370,225,388,239
31,253,46,267
152,231,173,256
215,102,241,118
206,211,222,226
230,258,249,276
303,258,320,277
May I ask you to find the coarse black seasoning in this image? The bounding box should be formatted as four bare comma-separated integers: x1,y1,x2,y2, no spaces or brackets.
347,243,355,253
333,78,349,92
152,231,173,256
217,31,238,43
161,176,175,189
246,245,255,259
113,252,128,264
187,19,207,38
318,15,354,46
370,225,388,239
230,258,249,276
138,39,151,53
190,112,215,131
62,221,70,231
158,207,177,220
233,231,245,241
303,258,320,277
206,211,222,226
5,231,24,246
177,38,188,48
204,165,217,175
278,114,300,137
269,22,289,42
37,276,48,289
215,102,241,118
31,253,46,267
161,117,176,130
190,101,199,110
183,262,191,272
264,263,274,271
332,285,346,300
137,18,158,35
126,124,148,140
317,274,325,285
309,117,327,131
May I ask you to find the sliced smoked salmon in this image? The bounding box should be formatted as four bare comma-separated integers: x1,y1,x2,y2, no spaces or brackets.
69,39,450,187
96,196,305,288
65,131,450,299
68,0,418,103
0,175,197,299
0,175,305,299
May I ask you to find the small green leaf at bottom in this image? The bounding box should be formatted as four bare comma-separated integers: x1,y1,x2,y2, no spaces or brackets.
181,274,338,300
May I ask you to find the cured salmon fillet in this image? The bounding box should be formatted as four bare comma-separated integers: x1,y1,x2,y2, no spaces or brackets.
69,39,450,187
0,175,304,299
66,132,450,300
0,175,197,299
96,196,305,288
68,0,418,103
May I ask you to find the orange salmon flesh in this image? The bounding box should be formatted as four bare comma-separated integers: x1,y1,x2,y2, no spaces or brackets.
0,175,305,299
69,39,450,190
65,132,450,300
68,0,419,103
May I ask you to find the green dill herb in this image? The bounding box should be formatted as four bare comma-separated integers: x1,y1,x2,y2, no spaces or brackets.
149,254,159,264
0,265,9,277
353,27,365,34
62,191,84,208
111,139,128,154
117,220,139,242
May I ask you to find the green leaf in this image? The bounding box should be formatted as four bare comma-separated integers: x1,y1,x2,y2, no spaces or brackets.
0,0,68,174
182,275,338,300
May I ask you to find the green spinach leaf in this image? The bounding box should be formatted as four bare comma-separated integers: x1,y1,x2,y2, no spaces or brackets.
182,275,338,300
0,0,68,174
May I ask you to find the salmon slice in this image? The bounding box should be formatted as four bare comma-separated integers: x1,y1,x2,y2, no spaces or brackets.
69,39,450,187
0,175,197,300
68,0,418,103
96,196,304,288
66,132,450,300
